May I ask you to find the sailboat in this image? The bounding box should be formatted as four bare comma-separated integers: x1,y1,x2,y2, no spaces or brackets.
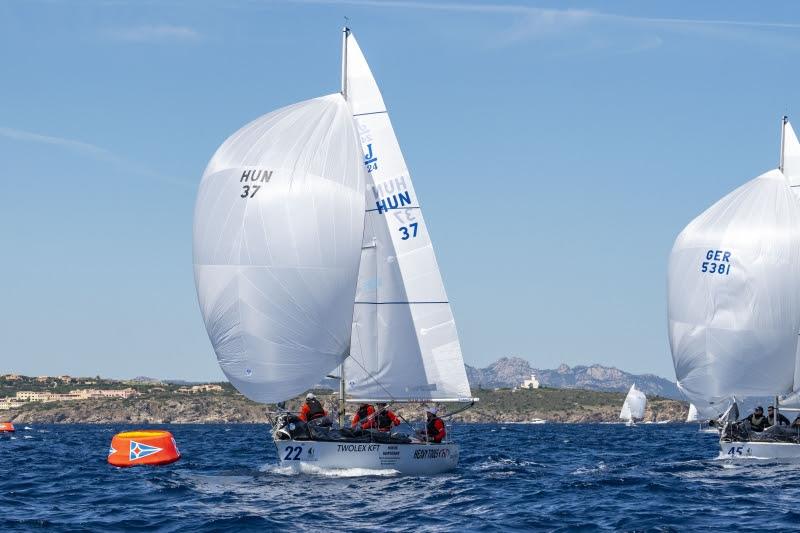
668,117,800,458
686,403,698,423
192,28,476,474
619,384,646,426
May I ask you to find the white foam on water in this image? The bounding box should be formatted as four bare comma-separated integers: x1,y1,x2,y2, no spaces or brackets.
262,462,399,478
23,426,33,430
571,462,608,475
23,435,32,439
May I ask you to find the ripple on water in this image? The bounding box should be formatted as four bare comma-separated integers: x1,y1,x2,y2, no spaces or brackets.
4,423,800,531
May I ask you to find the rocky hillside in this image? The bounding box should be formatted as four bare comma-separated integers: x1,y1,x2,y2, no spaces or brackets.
467,357,681,399
4,387,687,424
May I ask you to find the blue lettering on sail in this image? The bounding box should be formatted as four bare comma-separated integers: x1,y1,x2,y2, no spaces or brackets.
375,190,412,214
364,144,378,172
700,249,732,276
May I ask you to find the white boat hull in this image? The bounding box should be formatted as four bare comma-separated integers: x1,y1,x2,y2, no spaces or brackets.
274,439,459,474
720,441,800,459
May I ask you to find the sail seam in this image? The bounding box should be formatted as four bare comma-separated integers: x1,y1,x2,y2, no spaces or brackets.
355,301,449,304
353,111,388,117
365,206,420,212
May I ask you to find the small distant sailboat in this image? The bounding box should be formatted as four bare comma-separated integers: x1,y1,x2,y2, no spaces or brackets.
193,28,476,474
686,403,698,423
619,384,646,426
668,117,800,458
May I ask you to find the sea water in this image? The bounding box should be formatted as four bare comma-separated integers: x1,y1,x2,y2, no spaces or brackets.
2,423,799,531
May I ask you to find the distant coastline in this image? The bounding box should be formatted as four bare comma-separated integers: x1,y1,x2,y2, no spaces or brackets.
1,374,688,424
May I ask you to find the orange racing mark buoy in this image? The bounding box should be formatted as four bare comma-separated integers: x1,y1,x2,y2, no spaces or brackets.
107,430,181,467
0,422,14,432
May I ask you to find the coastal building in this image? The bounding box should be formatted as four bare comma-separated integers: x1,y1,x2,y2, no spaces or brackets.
521,374,541,389
6,388,138,405
0,398,24,410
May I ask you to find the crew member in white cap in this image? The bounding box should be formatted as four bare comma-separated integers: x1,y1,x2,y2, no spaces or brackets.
298,392,327,422
420,406,446,443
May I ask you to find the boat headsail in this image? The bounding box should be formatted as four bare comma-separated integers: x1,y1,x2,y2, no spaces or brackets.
686,403,698,422
620,384,646,421
193,94,367,404
667,165,800,405
781,117,800,191
342,31,473,402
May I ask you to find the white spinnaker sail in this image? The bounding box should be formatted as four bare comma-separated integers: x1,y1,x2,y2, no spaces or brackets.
620,384,646,421
193,94,366,404
343,32,472,401
668,169,800,405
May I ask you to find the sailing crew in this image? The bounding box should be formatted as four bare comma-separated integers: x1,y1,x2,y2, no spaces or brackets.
741,406,770,432
375,402,401,432
298,393,327,423
351,403,376,430
767,406,790,427
419,407,446,443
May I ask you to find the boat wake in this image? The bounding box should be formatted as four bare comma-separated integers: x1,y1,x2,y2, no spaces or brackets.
262,463,400,478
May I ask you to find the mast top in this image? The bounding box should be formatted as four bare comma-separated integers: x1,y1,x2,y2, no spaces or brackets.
781,115,789,172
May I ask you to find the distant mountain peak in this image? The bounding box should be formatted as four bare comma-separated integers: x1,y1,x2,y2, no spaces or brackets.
466,358,680,399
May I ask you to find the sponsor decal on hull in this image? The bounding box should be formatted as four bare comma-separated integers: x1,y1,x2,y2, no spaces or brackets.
337,443,380,453
413,448,451,460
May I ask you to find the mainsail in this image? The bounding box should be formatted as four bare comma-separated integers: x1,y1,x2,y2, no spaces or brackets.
193,95,367,404
686,403,698,423
620,384,646,421
780,119,800,402
667,168,800,405
781,117,800,191
342,32,473,401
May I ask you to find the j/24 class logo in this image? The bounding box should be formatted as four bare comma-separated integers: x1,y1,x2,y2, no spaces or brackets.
364,144,378,172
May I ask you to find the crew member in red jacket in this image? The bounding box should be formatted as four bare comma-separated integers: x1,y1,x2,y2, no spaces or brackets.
298,393,327,422
351,403,376,430
375,402,401,432
421,407,446,443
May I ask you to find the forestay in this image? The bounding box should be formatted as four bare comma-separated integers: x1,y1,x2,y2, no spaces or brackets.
193,94,366,404
668,169,800,405
343,32,472,402
620,384,646,421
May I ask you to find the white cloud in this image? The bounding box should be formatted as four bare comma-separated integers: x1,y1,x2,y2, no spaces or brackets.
289,0,800,47
103,24,201,43
0,127,118,161
0,126,193,188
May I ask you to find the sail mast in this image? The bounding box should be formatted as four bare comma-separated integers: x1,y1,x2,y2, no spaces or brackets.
341,26,350,100
338,25,350,428
781,115,788,172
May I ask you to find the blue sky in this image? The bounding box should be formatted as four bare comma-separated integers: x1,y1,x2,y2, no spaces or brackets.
1,1,799,381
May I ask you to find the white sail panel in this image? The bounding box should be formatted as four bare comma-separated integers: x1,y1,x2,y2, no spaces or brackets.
193,94,366,404
686,403,698,422
344,32,472,401
782,119,800,191
619,384,646,421
668,169,800,404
